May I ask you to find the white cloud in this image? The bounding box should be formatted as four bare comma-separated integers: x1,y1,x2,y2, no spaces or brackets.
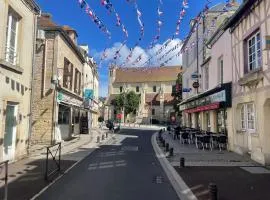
93,38,182,67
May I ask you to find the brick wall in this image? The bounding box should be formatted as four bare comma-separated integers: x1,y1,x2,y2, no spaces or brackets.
31,36,55,145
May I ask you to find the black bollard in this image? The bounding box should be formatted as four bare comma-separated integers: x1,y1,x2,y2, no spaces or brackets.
208,183,218,200
180,157,185,168
97,136,100,143
102,134,105,140
165,143,169,152
169,148,174,156
106,132,108,138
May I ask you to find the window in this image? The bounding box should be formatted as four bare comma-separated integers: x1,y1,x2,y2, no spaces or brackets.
152,109,155,115
58,105,70,124
120,86,123,93
5,8,20,65
74,69,81,95
63,58,73,90
240,103,255,130
247,31,261,71
136,86,139,92
153,86,157,92
218,56,224,84
206,112,210,131
204,65,209,90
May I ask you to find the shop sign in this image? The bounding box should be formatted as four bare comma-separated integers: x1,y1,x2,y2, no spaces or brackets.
84,89,93,100
57,92,63,102
61,93,83,107
209,90,226,103
192,82,199,88
184,102,220,113
181,89,227,111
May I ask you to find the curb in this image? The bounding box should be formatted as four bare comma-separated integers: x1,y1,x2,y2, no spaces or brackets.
30,133,115,200
151,132,198,200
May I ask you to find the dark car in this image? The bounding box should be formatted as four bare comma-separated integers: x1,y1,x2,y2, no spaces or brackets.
106,120,114,130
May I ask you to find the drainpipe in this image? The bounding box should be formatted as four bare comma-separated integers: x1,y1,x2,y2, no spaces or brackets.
28,10,41,154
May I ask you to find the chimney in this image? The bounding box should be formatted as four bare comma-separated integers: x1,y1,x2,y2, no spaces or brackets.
41,13,52,19
62,25,78,45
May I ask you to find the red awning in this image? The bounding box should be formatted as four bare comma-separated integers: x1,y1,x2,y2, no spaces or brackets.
184,102,220,113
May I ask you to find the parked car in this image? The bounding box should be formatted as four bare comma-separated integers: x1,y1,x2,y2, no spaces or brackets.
106,120,114,130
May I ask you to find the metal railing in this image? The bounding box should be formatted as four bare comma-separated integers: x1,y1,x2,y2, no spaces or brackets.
0,160,8,200
45,143,61,181
5,46,19,66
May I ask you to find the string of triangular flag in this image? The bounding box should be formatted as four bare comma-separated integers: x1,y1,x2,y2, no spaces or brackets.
120,1,145,67
100,0,129,38
77,0,111,38
160,51,181,66
157,41,182,62
148,0,164,49
130,0,166,67
139,0,188,67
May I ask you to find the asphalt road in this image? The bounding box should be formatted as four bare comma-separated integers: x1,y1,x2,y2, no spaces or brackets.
36,129,179,200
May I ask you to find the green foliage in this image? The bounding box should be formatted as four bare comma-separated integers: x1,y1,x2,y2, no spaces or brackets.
172,72,183,116
111,91,140,116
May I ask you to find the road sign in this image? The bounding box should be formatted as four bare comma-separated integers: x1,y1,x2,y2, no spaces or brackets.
182,88,192,92
192,82,199,88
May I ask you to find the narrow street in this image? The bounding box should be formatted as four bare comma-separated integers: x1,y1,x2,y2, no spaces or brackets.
36,129,179,200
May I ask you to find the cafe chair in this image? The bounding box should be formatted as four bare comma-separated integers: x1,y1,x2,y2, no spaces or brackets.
202,135,212,151
218,135,227,151
181,131,189,144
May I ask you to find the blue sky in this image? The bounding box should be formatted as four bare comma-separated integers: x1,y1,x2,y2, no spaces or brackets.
36,0,241,97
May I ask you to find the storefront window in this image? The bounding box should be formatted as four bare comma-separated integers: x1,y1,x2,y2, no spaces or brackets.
217,110,225,134
58,105,70,124
188,113,192,127
206,112,210,131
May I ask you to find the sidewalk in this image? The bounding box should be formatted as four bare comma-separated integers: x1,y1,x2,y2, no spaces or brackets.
0,128,113,200
157,131,270,200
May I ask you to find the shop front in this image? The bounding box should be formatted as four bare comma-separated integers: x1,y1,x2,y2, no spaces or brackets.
57,90,84,141
180,83,232,134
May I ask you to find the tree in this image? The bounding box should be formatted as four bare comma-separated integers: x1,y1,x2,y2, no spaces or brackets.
111,91,140,121
172,72,183,116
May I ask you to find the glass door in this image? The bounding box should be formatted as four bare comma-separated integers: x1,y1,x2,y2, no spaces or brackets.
217,109,226,134
3,103,18,161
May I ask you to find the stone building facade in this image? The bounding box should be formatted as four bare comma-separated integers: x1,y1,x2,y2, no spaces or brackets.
80,45,99,129
180,1,239,136
226,0,270,165
31,14,87,144
0,0,40,161
107,66,182,124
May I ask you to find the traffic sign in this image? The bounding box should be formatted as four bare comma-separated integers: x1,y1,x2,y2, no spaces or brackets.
192,82,200,88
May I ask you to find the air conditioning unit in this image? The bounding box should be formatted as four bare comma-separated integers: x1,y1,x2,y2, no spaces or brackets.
37,29,45,41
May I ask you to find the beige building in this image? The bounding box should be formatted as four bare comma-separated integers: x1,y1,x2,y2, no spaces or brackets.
226,0,270,165
80,45,99,128
31,14,88,144
0,0,40,161
107,66,182,124
180,1,239,135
